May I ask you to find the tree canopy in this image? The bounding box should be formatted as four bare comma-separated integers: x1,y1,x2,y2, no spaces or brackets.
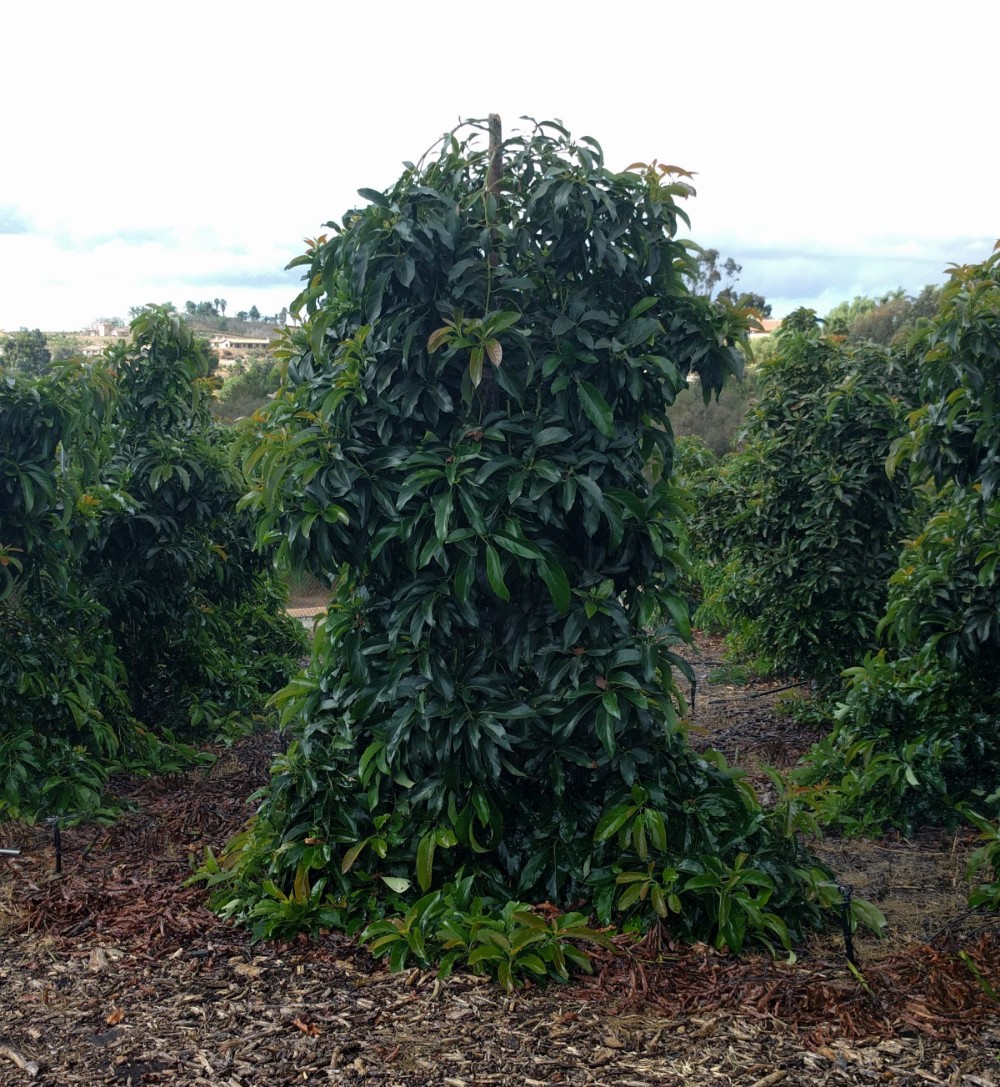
0,309,304,820
686,312,920,684
2,328,51,376
824,286,942,345
204,119,839,980
690,249,771,317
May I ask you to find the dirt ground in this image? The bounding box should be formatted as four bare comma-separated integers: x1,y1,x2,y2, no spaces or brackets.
1,635,997,1086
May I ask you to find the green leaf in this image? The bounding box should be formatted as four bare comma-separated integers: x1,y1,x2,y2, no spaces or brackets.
357,187,389,207
467,944,503,966
493,532,543,560
471,787,492,828
616,317,660,347
434,490,453,544
595,706,616,758
380,876,411,894
534,426,572,447
601,691,621,720
454,553,475,603
416,832,435,893
628,297,659,320
469,347,484,388
514,953,548,975
341,839,368,874
486,310,521,333
661,594,691,640
539,556,571,613
576,381,615,438
616,881,646,911
395,254,415,287
485,543,510,601
594,804,632,841
644,808,667,852
427,327,451,353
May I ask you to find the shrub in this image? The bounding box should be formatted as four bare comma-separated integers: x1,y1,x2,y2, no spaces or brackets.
0,311,305,820
202,119,839,973
81,307,306,736
213,356,282,421
799,250,1000,831
691,312,919,684
1,363,134,818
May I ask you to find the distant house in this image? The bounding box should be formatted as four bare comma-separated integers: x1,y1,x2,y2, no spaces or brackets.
209,335,272,367
83,321,129,339
749,318,782,337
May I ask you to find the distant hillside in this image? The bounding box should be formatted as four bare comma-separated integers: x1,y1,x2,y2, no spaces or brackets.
185,316,283,340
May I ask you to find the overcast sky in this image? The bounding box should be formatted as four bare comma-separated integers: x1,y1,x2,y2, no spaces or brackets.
1,0,995,331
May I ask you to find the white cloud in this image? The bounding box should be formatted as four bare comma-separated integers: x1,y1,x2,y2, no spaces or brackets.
2,0,996,329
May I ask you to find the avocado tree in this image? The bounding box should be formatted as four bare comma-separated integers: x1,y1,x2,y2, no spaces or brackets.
0,360,132,816
689,311,920,684
0,309,304,820
800,250,1000,832
210,119,837,971
82,305,305,734
1,328,52,376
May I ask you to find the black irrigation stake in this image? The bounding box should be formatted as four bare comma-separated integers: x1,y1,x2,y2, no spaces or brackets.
47,817,63,874
838,883,858,968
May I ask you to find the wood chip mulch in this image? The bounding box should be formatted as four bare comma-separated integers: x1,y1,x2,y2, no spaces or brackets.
2,719,999,1085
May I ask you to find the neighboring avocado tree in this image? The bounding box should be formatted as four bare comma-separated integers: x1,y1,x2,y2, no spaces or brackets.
1,328,52,376
82,305,305,735
0,309,304,820
1,361,133,816
208,119,840,976
689,310,919,685
800,250,1000,832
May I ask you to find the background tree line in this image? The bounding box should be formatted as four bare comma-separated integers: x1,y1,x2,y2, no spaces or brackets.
676,251,1000,848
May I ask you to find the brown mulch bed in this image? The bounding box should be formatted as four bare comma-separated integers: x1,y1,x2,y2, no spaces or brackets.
2,645,999,1086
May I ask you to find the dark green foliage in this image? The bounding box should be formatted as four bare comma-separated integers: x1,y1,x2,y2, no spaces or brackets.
212,356,282,421
1,361,110,581
668,371,757,457
899,255,1000,502
1,363,134,818
824,286,943,346
670,436,723,628
81,307,306,736
0,310,305,821
884,490,1000,683
691,312,919,684
800,251,1000,833
1,328,52,376
204,119,838,970
797,652,999,835
965,809,1000,912
0,589,132,817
